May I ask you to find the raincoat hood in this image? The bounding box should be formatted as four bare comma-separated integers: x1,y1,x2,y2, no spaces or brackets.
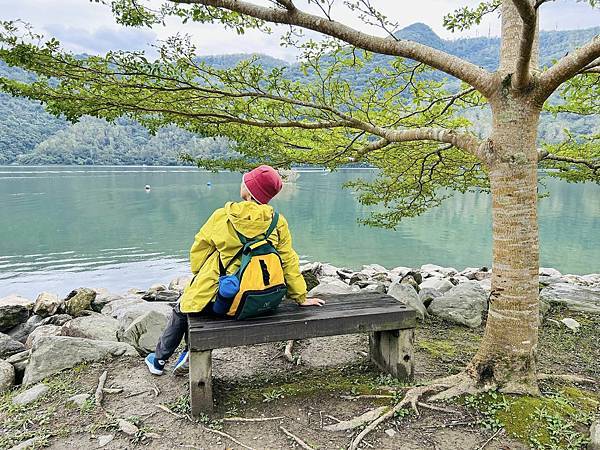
224,201,275,239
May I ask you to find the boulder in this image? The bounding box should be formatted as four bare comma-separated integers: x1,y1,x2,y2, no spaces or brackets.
7,315,44,343
540,283,600,313
63,288,96,317
12,383,49,405
320,263,342,278
91,292,122,313
23,336,137,385
118,310,168,355
0,359,14,393
102,297,172,329
419,277,454,293
400,275,420,292
6,350,30,384
360,283,387,294
477,278,492,293
33,292,62,317
308,279,357,296
539,267,562,278
142,289,181,302
349,272,369,285
25,325,62,348
40,314,73,326
0,332,26,358
580,274,600,286
418,288,442,308
9,437,44,450
560,317,581,332
61,313,120,342
428,281,488,328
387,282,427,320
302,271,320,292
169,276,192,292
389,266,411,277
420,264,457,277
0,295,34,332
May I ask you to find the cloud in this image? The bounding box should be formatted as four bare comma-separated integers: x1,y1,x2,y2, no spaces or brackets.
43,24,157,54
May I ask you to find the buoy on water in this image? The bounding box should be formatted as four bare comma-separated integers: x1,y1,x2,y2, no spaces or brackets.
144,185,151,191
207,181,212,186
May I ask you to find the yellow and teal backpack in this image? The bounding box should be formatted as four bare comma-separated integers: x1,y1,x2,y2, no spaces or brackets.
214,212,287,320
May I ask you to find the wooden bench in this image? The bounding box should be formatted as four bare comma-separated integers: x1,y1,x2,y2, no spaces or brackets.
187,292,416,415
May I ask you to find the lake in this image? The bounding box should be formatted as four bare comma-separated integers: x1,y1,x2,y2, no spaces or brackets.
0,166,598,298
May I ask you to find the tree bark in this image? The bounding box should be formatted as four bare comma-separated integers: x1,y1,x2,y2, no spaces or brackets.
467,94,541,394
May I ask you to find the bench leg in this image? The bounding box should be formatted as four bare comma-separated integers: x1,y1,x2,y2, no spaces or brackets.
189,349,213,416
369,329,414,381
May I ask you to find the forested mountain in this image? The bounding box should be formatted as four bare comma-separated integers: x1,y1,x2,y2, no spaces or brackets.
0,23,598,165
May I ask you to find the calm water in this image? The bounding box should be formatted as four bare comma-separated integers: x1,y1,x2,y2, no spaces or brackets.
0,166,598,298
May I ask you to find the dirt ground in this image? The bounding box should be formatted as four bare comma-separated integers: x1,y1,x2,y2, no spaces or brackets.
1,307,598,450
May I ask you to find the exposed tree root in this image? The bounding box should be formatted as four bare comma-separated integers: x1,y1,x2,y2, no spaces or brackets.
348,373,490,450
537,373,598,384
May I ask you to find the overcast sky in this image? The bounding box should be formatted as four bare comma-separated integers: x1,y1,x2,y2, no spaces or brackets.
1,0,599,61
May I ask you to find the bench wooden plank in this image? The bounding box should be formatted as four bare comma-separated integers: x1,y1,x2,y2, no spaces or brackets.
188,293,416,351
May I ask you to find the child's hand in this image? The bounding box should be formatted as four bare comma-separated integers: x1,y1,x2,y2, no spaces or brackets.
300,297,325,307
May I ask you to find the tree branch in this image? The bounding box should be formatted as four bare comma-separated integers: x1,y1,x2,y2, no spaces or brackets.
537,34,600,101
538,148,600,171
510,0,537,89
169,0,495,96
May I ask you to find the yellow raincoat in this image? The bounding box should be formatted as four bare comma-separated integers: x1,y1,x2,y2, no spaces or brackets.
179,201,307,313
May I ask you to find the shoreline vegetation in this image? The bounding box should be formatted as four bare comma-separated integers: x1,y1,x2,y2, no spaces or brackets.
1,261,598,449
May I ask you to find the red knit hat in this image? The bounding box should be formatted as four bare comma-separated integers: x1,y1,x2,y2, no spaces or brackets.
243,165,283,204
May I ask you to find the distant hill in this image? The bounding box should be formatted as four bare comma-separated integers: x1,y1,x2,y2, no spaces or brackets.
1,23,598,165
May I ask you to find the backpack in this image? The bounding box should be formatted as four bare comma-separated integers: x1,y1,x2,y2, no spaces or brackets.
214,211,287,320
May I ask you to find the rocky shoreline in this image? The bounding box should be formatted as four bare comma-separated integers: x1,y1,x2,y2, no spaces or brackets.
1,262,599,398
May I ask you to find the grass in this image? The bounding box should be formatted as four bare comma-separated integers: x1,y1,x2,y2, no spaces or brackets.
464,384,599,449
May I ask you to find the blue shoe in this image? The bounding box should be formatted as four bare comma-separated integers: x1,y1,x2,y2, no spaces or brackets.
173,350,189,376
145,353,165,375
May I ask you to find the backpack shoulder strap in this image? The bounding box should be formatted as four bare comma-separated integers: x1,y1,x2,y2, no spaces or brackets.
264,211,279,240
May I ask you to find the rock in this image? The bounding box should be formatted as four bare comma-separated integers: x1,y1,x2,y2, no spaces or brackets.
560,318,581,332
142,289,181,302
460,267,491,281
63,288,96,317
118,418,139,435
23,336,137,385
149,284,167,292
118,310,168,355
12,383,49,405
308,279,357,296
361,283,387,294
169,276,192,292
420,264,457,277
400,274,420,293
25,325,62,349
419,277,454,293
0,359,15,393
102,297,172,329
419,288,442,308
387,282,427,320
302,271,320,292
539,276,567,287
0,295,34,332
540,283,600,313
6,350,30,383
98,434,115,447
589,420,600,450
0,332,26,358
8,437,43,450
477,278,492,293
7,315,44,343
320,263,342,278
40,314,73,326
403,270,423,285
91,292,122,313
581,274,600,286
32,292,62,317
349,272,369,285
428,281,488,328
539,267,562,277
385,428,397,437
66,393,90,408
390,266,411,277
362,263,388,273
61,313,120,342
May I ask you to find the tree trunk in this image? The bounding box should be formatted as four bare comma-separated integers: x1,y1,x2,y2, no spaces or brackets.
467,95,541,395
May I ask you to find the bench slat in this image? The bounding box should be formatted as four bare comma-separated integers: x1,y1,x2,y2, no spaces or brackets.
188,293,416,351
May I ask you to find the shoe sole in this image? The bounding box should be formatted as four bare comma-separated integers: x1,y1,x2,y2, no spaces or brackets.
145,357,164,376
173,353,189,376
